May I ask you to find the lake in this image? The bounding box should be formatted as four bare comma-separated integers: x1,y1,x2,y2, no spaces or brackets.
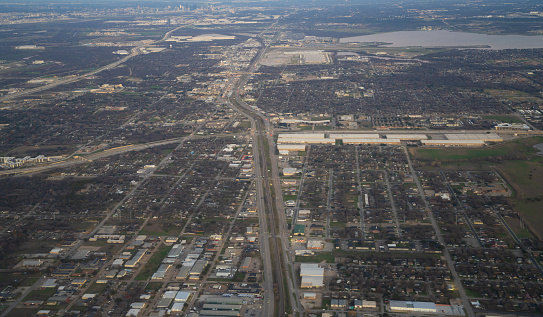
340,30,543,50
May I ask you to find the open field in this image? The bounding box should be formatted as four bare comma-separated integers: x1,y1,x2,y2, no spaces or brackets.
504,217,534,239
512,200,543,240
135,244,172,281
6,308,39,317
295,252,335,263
139,220,183,236
410,137,543,161
498,159,543,198
482,114,524,124
23,288,57,301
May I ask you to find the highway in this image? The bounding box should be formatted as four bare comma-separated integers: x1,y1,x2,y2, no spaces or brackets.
221,20,304,316
0,132,244,177
0,25,184,105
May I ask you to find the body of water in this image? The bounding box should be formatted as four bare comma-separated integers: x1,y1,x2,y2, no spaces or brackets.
340,30,543,50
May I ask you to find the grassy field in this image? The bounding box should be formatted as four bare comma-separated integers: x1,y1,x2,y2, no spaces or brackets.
139,220,183,236
23,288,57,301
86,282,107,294
295,252,335,263
145,282,163,290
512,200,543,239
465,288,483,298
498,159,543,197
411,137,543,161
6,308,39,317
482,114,524,124
314,125,333,130
504,217,534,239
135,244,172,281
283,194,298,201
20,277,40,287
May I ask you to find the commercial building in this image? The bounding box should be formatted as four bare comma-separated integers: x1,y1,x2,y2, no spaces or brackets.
445,133,502,142
300,263,324,288
307,240,323,250
188,260,208,280
277,144,307,153
125,249,147,268
174,291,192,303
386,134,428,140
343,138,401,145
329,133,380,139
421,140,485,147
389,300,437,313
495,123,531,131
167,244,185,259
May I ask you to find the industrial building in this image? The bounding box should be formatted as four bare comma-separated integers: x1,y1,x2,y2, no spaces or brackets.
188,260,208,280
151,263,172,280
495,123,530,130
386,134,428,140
389,300,437,313
329,133,380,139
343,138,401,145
125,249,147,268
445,133,502,142
277,144,307,155
167,244,185,258
199,296,244,317
300,263,324,288
421,140,485,147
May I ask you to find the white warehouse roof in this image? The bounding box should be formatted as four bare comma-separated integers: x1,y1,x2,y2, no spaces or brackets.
343,138,401,145
329,133,380,139
390,300,436,312
279,133,325,139
277,137,334,144
386,134,428,140
300,263,324,276
422,140,485,146
277,144,307,151
445,133,502,142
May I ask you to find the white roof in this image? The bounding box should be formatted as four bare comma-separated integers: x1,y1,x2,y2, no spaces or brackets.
174,291,191,302
130,302,146,309
126,308,141,317
278,133,325,138
171,302,185,312
277,137,334,144
390,300,436,311
277,144,307,150
300,263,324,277
386,134,428,140
163,290,178,299
343,138,400,144
307,240,323,248
301,275,324,287
283,168,300,174
445,133,502,141
329,133,380,139
422,140,485,145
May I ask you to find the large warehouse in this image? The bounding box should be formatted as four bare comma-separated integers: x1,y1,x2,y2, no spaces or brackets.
422,140,485,147
389,300,437,313
445,133,502,142
300,263,324,288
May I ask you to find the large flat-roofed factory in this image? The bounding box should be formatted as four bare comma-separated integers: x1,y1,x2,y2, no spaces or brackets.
276,132,503,148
